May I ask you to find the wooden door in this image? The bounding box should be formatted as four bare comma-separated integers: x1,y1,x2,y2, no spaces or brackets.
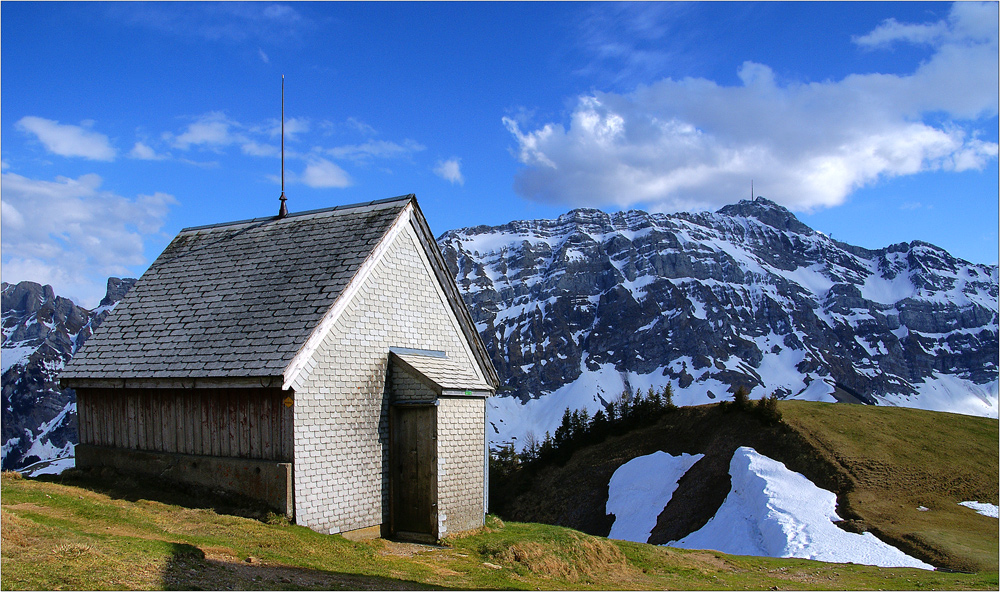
391,404,437,541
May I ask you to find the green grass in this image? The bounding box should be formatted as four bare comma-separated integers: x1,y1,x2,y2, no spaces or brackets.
2,471,997,590
495,400,998,575
780,401,999,573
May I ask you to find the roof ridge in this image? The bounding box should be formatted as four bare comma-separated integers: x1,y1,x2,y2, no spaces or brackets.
180,194,415,233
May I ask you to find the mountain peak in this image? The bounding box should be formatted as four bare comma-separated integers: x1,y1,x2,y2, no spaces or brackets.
556,208,611,225
99,277,137,309
717,197,813,235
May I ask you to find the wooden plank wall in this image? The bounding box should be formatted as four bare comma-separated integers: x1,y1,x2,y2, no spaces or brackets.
77,388,293,462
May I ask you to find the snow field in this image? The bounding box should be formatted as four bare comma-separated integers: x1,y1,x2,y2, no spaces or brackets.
669,447,934,570
18,456,75,477
879,373,999,419
1,343,38,374
606,451,704,543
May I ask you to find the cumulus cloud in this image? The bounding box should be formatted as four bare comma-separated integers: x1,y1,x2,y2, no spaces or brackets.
433,158,465,185
300,158,351,188
0,170,176,308
506,2,999,213
16,116,117,161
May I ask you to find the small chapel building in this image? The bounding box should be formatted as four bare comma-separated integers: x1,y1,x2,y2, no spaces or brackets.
61,195,498,542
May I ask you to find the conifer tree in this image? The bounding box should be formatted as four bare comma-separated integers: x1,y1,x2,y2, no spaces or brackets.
663,382,677,411
733,385,750,409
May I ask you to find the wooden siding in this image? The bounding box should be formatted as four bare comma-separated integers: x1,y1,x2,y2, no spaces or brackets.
77,388,293,462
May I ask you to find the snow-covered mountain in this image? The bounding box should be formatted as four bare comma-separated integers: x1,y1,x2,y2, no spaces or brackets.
438,198,999,447
4,198,996,464
1,278,135,470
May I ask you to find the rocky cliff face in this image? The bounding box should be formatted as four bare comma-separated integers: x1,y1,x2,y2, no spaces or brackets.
1,278,135,470
438,198,999,447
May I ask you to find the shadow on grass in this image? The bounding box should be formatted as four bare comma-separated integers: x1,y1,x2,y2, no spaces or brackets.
39,466,285,523
161,542,449,591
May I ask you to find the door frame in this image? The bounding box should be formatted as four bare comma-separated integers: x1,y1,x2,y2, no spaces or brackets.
388,401,438,542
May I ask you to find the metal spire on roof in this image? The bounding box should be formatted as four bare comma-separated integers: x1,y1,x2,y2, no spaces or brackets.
278,75,288,219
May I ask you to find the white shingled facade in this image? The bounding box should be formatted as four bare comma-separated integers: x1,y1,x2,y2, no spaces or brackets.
437,396,487,535
287,208,490,536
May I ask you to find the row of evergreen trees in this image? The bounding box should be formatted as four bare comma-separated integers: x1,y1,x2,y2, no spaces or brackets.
492,383,679,480
491,384,782,481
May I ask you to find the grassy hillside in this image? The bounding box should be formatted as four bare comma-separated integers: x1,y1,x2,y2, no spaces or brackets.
2,470,996,590
781,402,998,573
496,401,998,573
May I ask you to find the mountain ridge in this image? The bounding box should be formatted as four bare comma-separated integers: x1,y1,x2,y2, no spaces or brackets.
1,197,996,466
438,198,998,447
1,278,135,470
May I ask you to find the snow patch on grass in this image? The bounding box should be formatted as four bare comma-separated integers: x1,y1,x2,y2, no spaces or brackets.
18,456,75,477
959,501,999,518
607,451,704,544
669,447,934,570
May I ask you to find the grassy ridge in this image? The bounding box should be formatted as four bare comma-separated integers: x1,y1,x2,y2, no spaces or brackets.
496,401,998,573
2,471,996,590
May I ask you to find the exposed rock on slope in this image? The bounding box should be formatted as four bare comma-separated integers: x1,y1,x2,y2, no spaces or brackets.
1,278,135,469
438,198,999,446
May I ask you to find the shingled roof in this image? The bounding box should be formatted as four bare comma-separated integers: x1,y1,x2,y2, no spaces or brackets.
61,195,495,387
390,349,493,393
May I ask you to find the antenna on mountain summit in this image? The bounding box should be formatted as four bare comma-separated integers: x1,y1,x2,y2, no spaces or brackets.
751,179,754,202
278,75,288,219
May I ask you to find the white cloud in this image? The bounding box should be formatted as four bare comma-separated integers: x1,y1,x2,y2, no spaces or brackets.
169,112,288,158
0,170,176,308
853,18,948,48
300,158,351,188
855,2,997,49
108,3,312,44
129,141,168,160
161,112,428,181
433,158,465,185
258,47,270,63
169,111,243,149
262,116,311,140
16,116,117,161
506,2,999,213
241,141,279,157
573,2,697,84
345,117,378,136
328,139,425,162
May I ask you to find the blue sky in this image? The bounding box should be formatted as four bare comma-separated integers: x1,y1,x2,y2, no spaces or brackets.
2,2,997,307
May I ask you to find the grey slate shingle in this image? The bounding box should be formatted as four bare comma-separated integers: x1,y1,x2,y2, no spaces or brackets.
61,196,412,380
391,351,493,392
